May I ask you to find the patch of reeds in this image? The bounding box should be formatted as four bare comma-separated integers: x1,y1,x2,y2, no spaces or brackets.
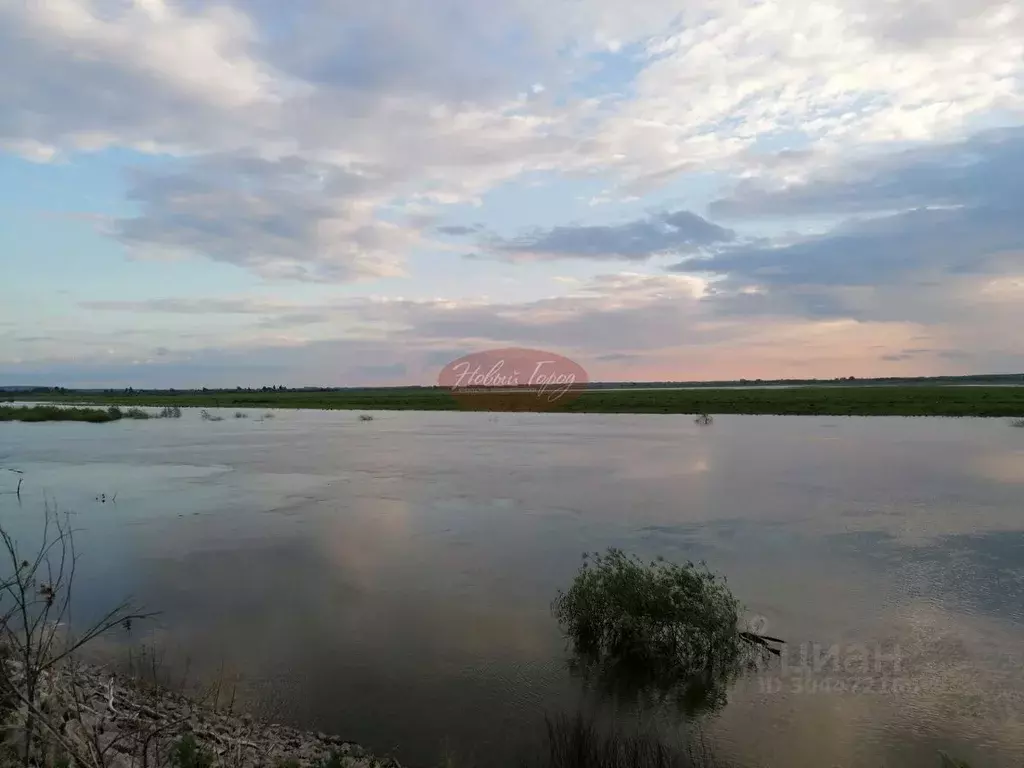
0,405,119,423
520,713,722,768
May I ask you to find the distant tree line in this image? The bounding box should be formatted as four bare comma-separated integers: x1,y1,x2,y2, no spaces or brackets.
5,372,1023,396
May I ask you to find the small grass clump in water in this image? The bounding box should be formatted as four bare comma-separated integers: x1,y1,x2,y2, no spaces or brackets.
200,410,225,422
234,411,248,419
158,405,183,418
0,405,120,423
1011,418,1024,428
1,404,153,422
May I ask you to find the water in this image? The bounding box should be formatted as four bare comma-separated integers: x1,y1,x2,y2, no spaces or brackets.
2,410,1023,766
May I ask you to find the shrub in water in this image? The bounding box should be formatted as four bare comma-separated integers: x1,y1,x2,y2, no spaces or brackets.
554,550,743,671
553,549,776,714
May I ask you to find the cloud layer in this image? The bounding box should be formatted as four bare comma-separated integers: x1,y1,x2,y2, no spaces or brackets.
493,210,734,261
2,0,1024,383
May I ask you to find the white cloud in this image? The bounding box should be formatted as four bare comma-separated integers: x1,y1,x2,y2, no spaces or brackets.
589,0,1024,183
2,0,1024,317
0,0,293,156
111,154,417,281
9,0,1021,182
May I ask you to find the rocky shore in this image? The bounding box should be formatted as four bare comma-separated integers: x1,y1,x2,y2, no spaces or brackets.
3,661,402,768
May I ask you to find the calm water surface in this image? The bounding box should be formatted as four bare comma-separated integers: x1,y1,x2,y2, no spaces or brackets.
2,411,1023,767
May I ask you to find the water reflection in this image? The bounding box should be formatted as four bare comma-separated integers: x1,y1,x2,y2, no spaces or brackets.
566,652,740,718
1,412,1023,766
973,451,1024,484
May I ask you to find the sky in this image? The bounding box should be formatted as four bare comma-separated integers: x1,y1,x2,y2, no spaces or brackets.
1,0,1023,388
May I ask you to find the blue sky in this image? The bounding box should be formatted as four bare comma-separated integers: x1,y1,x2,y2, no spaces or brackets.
1,0,1023,387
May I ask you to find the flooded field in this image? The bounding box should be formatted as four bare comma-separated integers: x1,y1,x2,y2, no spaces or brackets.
2,410,1022,766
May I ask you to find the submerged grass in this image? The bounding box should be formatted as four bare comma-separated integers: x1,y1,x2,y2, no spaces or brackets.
0,404,154,423
0,404,121,423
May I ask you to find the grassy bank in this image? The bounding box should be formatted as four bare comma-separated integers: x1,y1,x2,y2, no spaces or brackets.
0,404,154,423
8,385,1024,416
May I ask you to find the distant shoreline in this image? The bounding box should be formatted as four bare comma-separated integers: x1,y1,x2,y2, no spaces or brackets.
3,372,1023,396
5,384,1024,417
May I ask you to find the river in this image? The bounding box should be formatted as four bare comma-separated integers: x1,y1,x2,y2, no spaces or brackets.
2,410,1022,766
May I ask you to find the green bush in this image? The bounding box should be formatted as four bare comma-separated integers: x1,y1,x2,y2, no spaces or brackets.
553,550,762,714
554,550,744,673
169,733,214,768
